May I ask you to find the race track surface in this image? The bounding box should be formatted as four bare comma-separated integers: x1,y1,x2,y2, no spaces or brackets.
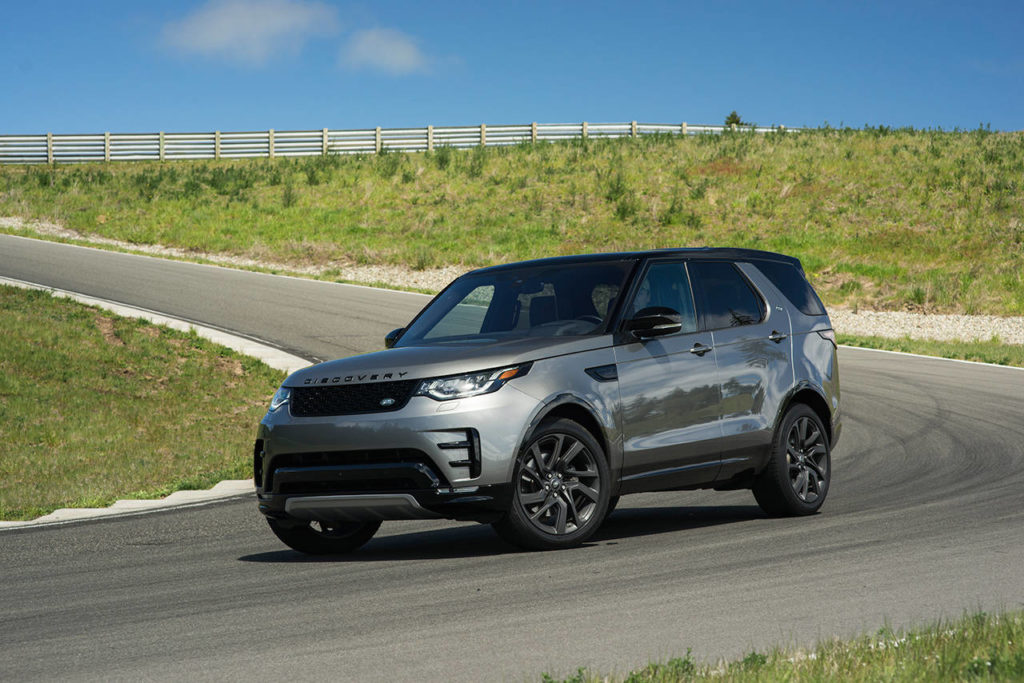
2,235,1023,681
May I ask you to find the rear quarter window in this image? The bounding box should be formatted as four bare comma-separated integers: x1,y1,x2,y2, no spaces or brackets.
754,261,827,316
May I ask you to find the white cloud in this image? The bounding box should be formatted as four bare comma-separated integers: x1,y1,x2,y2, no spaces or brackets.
341,28,429,75
163,0,339,66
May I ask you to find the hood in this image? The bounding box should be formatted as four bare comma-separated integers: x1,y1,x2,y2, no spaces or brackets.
285,335,612,387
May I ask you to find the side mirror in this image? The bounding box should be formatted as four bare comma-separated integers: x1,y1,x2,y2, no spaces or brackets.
384,327,404,349
625,307,682,339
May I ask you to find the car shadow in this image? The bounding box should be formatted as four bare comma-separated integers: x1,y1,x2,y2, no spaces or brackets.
594,504,764,542
237,504,765,563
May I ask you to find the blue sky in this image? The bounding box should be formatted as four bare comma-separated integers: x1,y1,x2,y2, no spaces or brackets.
2,1,1022,134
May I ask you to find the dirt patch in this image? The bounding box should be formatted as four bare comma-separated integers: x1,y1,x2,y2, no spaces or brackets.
693,158,745,176
95,315,124,347
215,357,244,377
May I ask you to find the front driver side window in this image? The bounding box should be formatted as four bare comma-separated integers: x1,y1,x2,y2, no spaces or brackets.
629,262,698,333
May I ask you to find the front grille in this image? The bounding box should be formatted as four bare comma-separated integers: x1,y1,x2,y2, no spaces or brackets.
266,448,449,492
290,380,419,417
271,449,436,470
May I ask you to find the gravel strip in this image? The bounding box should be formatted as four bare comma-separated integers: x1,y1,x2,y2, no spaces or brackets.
830,308,1024,345
4,216,1021,345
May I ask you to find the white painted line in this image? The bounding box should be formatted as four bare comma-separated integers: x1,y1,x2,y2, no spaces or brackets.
838,344,1024,372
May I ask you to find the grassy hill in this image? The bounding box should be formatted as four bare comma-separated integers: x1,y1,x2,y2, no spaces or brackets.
2,127,1022,314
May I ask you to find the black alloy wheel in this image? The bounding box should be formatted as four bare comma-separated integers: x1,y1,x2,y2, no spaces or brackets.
494,418,609,550
753,403,831,516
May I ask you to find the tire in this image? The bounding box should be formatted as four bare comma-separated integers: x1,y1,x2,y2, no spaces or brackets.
267,517,381,555
604,495,620,521
493,418,610,550
753,404,831,516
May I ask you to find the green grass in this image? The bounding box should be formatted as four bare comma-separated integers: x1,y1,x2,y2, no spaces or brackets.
2,127,1023,314
838,334,1024,368
544,609,1024,682
0,285,284,520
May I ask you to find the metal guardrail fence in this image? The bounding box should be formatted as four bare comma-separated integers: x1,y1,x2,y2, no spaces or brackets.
0,121,791,165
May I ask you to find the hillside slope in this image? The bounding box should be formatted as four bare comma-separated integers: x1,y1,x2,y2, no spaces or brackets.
2,128,1021,314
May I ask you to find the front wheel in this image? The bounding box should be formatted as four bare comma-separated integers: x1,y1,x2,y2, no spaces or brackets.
493,418,610,550
267,518,381,555
753,404,831,516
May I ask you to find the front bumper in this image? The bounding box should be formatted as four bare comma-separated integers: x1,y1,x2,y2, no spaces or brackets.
259,485,514,524
254,386,537,523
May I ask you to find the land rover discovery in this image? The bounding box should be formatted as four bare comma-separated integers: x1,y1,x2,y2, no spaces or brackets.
254,248,840,552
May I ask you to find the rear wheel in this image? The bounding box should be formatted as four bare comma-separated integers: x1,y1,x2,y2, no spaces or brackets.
267,518,381,555
753,404,831,516
493,418,609,550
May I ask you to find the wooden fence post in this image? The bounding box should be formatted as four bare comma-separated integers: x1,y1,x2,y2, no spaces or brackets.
322,128,328,156
531,122,537,143
681,122,688,137
46,133,53,164
375,126,382,154
631,121,637,138
582,121,588,139
215,131,221,159
427,125,433,152
480,123,486,146
104,132,110,162
159,131,165,161
268,129,275,159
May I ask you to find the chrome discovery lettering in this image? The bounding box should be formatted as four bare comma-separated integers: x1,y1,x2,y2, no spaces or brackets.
303,371,409,385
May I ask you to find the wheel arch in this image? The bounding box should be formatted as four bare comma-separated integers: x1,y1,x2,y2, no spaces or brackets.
521,394,620,492
777,383,833,445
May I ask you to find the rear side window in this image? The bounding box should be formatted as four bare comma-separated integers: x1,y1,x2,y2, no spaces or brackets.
754,261,826,316
689,261,764,329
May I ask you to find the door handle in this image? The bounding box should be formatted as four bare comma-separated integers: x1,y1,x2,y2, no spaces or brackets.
768,330,788,343
689,342,713,356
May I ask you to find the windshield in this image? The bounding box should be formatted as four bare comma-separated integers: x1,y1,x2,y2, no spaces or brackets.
396,260,634,346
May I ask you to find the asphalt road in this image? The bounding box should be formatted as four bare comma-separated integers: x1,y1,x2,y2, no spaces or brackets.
0,233,429,362
2,235,1023,681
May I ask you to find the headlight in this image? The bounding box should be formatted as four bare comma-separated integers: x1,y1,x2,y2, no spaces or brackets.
415,363,531,401
268,386,292,412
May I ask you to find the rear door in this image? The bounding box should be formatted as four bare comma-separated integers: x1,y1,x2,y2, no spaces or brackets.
688,260,792,478
613,260,723,492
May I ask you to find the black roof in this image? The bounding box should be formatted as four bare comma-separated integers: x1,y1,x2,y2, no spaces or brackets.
468,247,802,276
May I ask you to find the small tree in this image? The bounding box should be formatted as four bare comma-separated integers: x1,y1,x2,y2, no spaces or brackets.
724,111,745,127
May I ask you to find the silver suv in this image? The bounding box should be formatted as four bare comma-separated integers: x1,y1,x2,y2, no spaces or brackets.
254,248,840,552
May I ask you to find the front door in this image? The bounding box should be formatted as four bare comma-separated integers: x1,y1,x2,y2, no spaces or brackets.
614,261,722,493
